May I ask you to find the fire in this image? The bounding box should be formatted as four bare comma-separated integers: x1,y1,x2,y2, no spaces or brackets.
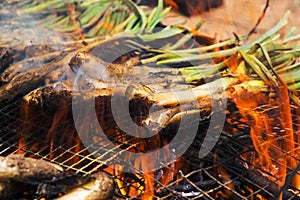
84,92,180,199
214,153,235,199
106,130,178,199
17,62,300,199
231,77,300,195
111,154,178,199
46,102,68,160
16,50,300,199
18,88,84,167
18,101,32,155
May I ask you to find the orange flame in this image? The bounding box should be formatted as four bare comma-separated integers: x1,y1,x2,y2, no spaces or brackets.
110,134,178,199
18,101,31,154
231,80,300,194
46,102,68,160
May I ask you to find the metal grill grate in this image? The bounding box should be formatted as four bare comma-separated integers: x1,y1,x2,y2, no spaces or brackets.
0,97,300,200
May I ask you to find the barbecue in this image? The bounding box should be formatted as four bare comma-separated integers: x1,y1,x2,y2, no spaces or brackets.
1,0,300,199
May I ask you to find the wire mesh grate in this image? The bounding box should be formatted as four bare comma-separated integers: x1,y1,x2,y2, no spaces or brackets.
0,96,300,200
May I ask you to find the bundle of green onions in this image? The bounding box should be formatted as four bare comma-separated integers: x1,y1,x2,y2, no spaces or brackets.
15,0,173,37
178,11,300,90
13,0,300,97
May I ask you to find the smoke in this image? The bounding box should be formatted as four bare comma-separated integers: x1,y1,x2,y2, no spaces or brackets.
0,1,67,47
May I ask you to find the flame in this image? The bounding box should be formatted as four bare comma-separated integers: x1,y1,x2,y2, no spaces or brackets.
46,102,68,160
18,62,300,199
94,100,180,199
216,167,235,199
109,134,178,199
231,80,300,193
18,101,32,154
18,94,84,167
135,155,155,200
